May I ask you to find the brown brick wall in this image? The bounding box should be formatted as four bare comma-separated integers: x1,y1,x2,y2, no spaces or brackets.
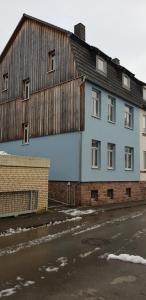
0,155,50,215
49,181,146,206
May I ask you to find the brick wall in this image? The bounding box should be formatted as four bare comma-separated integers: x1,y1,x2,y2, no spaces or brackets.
0,155,50,216
49,181,146,206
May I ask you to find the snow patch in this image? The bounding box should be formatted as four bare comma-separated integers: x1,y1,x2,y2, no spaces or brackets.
53,216,82,225
23,281,35,287
107,254,146,266
0,286,17,298
80,247,100,258
45,266,59,272
0,227,32,237
57,257,68,267
73,224,102,236
0,151,9,155
60,209,95,217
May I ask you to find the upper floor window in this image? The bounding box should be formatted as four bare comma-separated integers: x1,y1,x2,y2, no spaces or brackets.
143,151,146,170
22,123,29,144
108,96,116,123
91,140,101,168
124,104,133,129
122,73,130,90
143,86,146,101
92,89,101,118
96,56,107,76
143,115,146,133
48,50,55,72
3,73,8,91
125,146,133,170
23,79,30,100
107,143,115,169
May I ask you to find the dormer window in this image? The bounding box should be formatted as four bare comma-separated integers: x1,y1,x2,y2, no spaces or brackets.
48,50,55,72
96,56,107,76
143,86,146,101
3,73,8,91
122,73,130,90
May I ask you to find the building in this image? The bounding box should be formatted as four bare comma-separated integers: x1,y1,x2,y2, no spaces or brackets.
0,14,146,206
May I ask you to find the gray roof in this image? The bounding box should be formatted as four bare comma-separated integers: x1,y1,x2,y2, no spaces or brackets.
70,34,145,108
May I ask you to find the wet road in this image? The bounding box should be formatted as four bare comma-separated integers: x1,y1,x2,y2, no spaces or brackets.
1,206,146,299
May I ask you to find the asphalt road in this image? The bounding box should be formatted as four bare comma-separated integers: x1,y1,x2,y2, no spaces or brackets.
1,206,146,299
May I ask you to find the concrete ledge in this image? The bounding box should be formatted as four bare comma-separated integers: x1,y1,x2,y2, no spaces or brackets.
0,155,50,168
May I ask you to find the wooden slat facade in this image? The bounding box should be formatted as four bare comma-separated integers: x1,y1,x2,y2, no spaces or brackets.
0,18,84,142
0,78,84,142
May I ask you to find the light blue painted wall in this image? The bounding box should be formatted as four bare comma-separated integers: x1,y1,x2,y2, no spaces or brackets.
0,132,81,181
81,81,140,182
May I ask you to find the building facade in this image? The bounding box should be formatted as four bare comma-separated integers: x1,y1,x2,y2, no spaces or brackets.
0,14,146,205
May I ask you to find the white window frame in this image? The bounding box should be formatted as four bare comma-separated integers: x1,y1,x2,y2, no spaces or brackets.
125,146,133,170
3,73,8,91
143,151,146,170
91,140,100,168
143,86,146,101
122,73,130,90
107,143,115,169
143,115,146,133
108,96,116,123
92,89,101,118
48,50,55,72
23,123,29,144
96,56,107,76
23,79,30,100
124,104,133,129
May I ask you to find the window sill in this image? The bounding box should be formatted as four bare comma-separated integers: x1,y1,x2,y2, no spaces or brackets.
122,85,131,91
2,89,8,92
47,69,55,74
91,166,99,169
107,167,115,170
91,115,101,120
108,120,116,124
124,126,133,130
96,69,107,77
21,142,30,146
125,168,133,171
22,98,29,102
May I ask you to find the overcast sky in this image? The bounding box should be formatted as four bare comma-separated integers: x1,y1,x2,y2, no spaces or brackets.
1,0,146,81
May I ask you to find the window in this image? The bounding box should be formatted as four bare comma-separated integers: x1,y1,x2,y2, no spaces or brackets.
143,151,146,169
23,79,30,100
143,86,146,101
3,73,8,91
107,143,115,169
91,140,100,168
48,50,55,71
122,73,130,90
125,146,133,170
22,123,29,144
96,56,107,75
108,96,116,123
91,190,98,201
107,189,113,199
124,105,133,129
92,89,101,118
126,188,131,197
143,115,146,133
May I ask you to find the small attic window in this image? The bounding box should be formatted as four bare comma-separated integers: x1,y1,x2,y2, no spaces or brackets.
122,73,130,90
143,86,146,101
96,56,107,76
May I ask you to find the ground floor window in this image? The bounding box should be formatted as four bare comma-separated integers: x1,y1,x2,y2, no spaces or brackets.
107,189,113,199
91,190,98,201
126,188,131,197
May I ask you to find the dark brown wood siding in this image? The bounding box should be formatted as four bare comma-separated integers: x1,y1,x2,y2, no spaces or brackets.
0,20,78,103
0,78,84,142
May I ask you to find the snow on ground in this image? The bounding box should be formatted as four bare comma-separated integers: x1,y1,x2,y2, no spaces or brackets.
107,254,146,266
0,151,9,155
0,227,32,237
57,257,68,267
53,216,82,225
0,280,35,298
45,266,59,272
80,247,100,258
60,209,95,217
0,225,82,257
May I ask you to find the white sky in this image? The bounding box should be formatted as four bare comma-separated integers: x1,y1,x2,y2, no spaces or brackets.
0,0,146,82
